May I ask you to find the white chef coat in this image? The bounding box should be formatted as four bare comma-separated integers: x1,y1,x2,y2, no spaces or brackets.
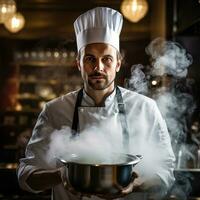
17,86,175,200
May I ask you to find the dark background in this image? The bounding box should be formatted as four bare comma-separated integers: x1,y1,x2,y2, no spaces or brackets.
0,0,200,199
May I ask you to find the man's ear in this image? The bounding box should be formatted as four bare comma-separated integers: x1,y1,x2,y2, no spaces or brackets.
116,60,121,72
77,60,81,71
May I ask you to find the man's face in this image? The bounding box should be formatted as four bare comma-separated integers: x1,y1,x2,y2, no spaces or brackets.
77,43,121,91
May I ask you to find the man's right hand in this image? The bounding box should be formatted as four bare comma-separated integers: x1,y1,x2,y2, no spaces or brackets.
26,168,63,191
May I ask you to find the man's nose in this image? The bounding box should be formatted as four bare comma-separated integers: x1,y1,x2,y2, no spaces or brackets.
94,59,104,71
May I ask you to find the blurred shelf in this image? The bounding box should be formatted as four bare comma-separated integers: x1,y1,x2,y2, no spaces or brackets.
0,124,31,128
15,61,76,68
0,195,50,200
19,79,82,85
20,79,61,85
17,94,54,101
0,46,81,163
0,109,40,114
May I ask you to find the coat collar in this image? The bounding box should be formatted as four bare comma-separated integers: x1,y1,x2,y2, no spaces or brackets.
82,88,117,107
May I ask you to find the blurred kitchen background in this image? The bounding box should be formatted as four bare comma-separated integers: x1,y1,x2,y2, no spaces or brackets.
0,0,200,199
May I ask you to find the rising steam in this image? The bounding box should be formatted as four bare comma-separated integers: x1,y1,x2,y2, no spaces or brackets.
127,38,195,152
46,119,125,165
145,38,193,78
126,37,196,199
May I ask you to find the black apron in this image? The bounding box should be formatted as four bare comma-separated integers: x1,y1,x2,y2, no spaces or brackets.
71,87,129,151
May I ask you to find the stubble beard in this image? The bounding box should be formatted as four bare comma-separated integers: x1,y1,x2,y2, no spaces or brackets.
87,77,115,90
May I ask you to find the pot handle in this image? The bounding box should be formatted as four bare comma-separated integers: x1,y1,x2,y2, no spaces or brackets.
56,157,69,167
56,158,71,189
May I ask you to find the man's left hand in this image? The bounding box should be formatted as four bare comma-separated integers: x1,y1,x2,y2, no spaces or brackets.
95,172,143,200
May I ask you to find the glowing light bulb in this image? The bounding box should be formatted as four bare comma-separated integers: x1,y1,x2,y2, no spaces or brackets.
12,16,20,27
121,0,149,23
4,12,25,33
132,0,138,12
0,0,16,23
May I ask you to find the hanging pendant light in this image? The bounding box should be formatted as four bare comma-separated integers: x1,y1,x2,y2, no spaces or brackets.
121,0,149,23
4,12,25,33
0,0,16,23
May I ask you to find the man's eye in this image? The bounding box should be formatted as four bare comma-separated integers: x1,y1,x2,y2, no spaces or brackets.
102,57,113,63
85,57,95,62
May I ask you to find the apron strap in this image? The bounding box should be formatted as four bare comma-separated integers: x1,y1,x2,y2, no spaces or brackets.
71,87,130,151
116,87,130,151
71,88,83,136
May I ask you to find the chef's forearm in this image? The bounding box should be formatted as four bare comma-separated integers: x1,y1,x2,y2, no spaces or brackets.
26,168,62,191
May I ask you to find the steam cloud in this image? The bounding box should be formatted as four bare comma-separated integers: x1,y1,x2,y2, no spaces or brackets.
126,37,196,199
46,120,125,165
145,38,193,77
46,116,169,186
127,38,195,153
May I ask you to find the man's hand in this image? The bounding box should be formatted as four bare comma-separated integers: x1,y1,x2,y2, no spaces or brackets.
95,172,142,200
26,168,63,191
121,172,144,194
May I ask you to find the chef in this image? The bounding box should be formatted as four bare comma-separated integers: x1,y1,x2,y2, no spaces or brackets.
17,7,175,200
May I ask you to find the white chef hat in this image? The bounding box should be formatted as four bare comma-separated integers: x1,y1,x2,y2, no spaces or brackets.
74,7,123,52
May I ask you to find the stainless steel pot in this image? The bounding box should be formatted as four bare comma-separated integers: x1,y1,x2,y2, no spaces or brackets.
59,153,142,194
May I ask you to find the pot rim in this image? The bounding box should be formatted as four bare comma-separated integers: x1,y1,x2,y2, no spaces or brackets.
59,153,142,166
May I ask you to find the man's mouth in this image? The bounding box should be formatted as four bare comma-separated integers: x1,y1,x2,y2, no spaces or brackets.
90,75,105,80
89,72,106,80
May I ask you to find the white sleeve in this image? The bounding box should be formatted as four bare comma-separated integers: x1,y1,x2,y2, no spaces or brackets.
17,104,56,193
133,99,176,191
17,161,42,193
150,101,176,189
